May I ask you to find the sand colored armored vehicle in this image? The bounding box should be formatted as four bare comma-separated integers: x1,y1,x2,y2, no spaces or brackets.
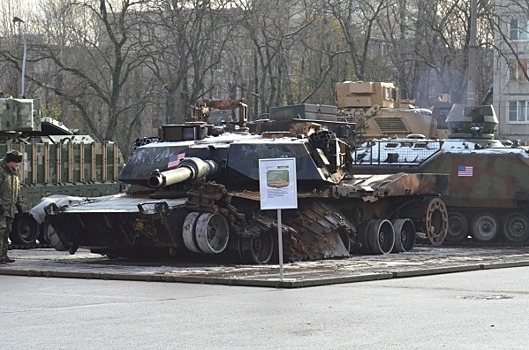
44,104,449,264
354,103,529,244
336,81,449,141
0,96,124,247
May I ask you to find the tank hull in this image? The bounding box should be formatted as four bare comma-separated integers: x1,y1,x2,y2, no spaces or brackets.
47,194,186,253
47,172,449,263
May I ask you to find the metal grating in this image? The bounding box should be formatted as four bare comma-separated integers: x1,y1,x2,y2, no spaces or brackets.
374,117,408,133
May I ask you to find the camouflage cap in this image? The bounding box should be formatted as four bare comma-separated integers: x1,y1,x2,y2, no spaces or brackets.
5,150,23,163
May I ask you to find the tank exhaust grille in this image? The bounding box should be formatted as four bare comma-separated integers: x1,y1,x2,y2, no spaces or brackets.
374,117,408,133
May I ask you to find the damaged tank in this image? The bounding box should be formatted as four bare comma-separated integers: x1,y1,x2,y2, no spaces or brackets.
44,104,449,264
354,103,529,244
0,96,124,247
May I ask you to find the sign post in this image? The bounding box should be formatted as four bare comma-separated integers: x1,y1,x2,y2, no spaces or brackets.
259,158,298,281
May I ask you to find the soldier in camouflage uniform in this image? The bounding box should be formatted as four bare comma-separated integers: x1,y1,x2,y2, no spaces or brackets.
0,150,23,263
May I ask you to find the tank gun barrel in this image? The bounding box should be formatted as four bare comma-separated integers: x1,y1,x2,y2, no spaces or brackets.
147,157,219,188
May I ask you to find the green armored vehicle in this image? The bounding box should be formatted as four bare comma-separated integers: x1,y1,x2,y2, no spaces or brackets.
0,96,124,247
354,104,529,244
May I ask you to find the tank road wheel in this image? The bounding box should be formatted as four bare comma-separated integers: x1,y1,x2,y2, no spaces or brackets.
446,212,469,242
355,220,373,254
182,212,202,253
10,214,39,246
391,218,416,253
425,198,448,246
239,231,274,265
503,213,529,244
367,219,395,255
195,213,230,254
352,204,374,223
471,212,499,243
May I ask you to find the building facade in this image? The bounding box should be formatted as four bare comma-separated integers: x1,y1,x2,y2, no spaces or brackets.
493,0,529,142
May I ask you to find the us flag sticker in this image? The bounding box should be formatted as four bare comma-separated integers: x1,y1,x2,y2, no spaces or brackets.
457,165,473,177
168,152,185,168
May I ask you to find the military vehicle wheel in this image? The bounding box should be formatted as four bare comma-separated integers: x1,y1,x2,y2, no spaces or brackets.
503,213,529,244
38,225,50,245
182,212,202,253
355,220,373,253
367,219,395,254
352,204,374,223
446,212,469,242
10,214,39,246
425,198,448,246
471,212,499,243
391,218,416,253
195,213,230,254
239,231,274,264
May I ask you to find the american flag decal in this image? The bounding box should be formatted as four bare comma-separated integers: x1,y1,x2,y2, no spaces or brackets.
457,165,473,177
168,152,185,168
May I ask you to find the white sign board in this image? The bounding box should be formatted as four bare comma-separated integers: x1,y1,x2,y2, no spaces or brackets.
259,158,298,210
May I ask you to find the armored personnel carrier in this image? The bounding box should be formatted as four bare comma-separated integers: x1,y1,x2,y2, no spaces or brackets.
44,104,449,264
354,103,529,244
336,81,449,142
0,96,124,247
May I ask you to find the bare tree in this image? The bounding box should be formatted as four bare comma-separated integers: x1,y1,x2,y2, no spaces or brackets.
0,0,499,141
22,0,152,152
139,0,240,124
233,0,316,114
417,0,492,104
288,4,350,105
325,0,391,81
0,0,31,97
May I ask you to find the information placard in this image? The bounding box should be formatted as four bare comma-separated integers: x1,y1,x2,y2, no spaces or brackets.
259,158,298,210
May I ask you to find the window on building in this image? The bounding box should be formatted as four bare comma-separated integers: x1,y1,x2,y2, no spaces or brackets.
510,19,529,41
507,58,528,81
508,100,529,123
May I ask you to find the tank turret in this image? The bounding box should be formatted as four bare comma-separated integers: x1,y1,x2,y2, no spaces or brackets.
334,81,449,141
0,97,41,138
446,103,498,141
45,104,450,264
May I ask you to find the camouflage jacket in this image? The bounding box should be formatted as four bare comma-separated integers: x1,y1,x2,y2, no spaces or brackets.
0,160,21,218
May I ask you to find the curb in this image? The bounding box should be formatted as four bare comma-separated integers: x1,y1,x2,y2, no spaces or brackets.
2,260,529,288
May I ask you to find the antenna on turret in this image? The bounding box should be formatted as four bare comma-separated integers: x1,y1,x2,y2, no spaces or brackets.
466,0,478,107
13,16,26,98
445,0,499,144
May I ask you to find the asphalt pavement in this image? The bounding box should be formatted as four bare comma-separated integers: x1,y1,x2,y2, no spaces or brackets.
2,264,529,350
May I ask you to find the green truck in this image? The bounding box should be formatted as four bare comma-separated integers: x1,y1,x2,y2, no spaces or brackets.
0,96,124,247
